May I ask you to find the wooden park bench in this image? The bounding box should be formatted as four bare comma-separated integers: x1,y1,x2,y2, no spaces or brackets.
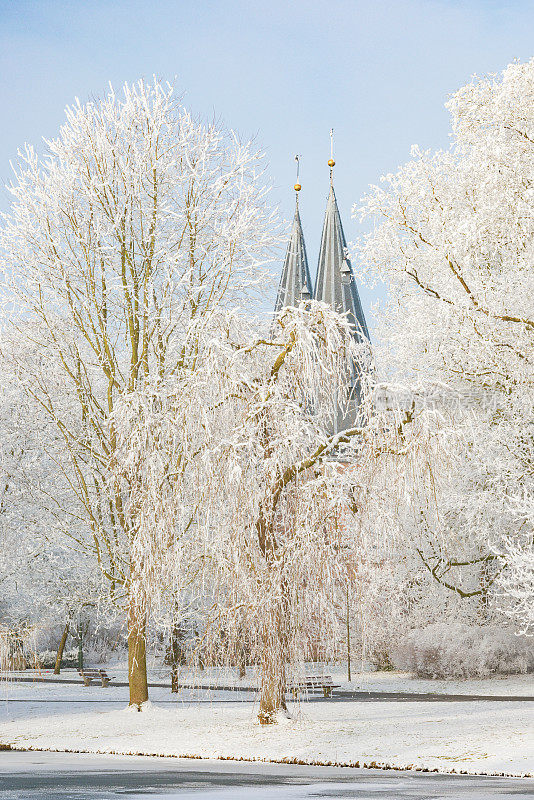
78,668,114,687
286,674,339,699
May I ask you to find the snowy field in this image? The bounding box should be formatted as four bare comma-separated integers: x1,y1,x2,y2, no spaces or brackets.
319,668,534,697
0,679,250,718
6,665,534,696
0,675,532,778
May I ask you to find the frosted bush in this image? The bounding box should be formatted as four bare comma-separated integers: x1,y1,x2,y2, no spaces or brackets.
35,648,79,669
396,622,534,678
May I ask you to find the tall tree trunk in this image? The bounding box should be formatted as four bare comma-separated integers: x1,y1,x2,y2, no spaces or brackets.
170,617,185,694
238,645,247,679
77,627,84,672
128,600,149,708
258,644,287,723
258,603,288,724
255,494,291,724
54,622,70,675
346,583,351,682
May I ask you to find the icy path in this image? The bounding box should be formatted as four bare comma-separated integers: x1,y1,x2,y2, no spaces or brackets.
1,751,533,799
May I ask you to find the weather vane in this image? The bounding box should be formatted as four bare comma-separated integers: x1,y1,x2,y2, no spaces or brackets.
294,154,301,196
328,129,335,183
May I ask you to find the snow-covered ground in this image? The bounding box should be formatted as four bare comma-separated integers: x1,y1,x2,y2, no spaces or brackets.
0,679,249,718
331,668,534,697
7,665,533,696
0,675,532,777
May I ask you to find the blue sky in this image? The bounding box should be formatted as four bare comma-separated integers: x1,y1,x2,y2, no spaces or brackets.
1,0,533,320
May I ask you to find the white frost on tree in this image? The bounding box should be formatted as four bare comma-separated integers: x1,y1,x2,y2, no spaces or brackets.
355,59,534,636
0,78,278,706
112,301,373,723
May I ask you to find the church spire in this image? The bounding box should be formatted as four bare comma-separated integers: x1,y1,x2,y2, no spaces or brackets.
314,138,369,343
315,141,370,435
274,157,313,313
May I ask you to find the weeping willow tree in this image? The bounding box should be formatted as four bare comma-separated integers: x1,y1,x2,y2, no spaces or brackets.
112,302,373,723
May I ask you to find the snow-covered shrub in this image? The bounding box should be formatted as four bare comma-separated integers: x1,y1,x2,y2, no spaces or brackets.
396,622,534,678
35,648,79,669
368,644,396,671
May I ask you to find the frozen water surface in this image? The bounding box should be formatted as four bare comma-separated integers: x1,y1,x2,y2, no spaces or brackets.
0,752,533,800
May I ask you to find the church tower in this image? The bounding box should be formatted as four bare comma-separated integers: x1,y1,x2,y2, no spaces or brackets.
314,159,369,344
274,148,370,435
314,151,370,434
273,163,313,313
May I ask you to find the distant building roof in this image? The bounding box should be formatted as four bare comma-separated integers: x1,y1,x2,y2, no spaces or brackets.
314,183,369,343
274,200,313,314
274,169,371,437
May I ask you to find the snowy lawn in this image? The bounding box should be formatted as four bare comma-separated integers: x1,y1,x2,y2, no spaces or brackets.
0,681,532,777
8,665,533,696
331,669,534,697
0,679,249,717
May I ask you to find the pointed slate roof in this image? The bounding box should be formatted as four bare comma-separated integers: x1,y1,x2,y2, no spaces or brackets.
274,201,313,313
314,184,369,342
315,179,370,436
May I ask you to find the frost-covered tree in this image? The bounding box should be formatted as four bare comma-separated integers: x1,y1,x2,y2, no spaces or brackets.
0,338,99,669
114,302,373,723
356,59,534,633
0,79,277,706
495,538,534,636
206,304,371,723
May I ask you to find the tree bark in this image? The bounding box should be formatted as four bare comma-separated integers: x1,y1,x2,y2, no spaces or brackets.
128,601,149,708
238,645,246,680
258,602,288,724
170,619,185,693
77,628,84,672
255,507,292,724
258,643,287,724
54,622,70,675
346,584,351,682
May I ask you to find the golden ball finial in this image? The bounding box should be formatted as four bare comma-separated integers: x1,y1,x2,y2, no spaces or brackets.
294,183,302,192
328,159,335,168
